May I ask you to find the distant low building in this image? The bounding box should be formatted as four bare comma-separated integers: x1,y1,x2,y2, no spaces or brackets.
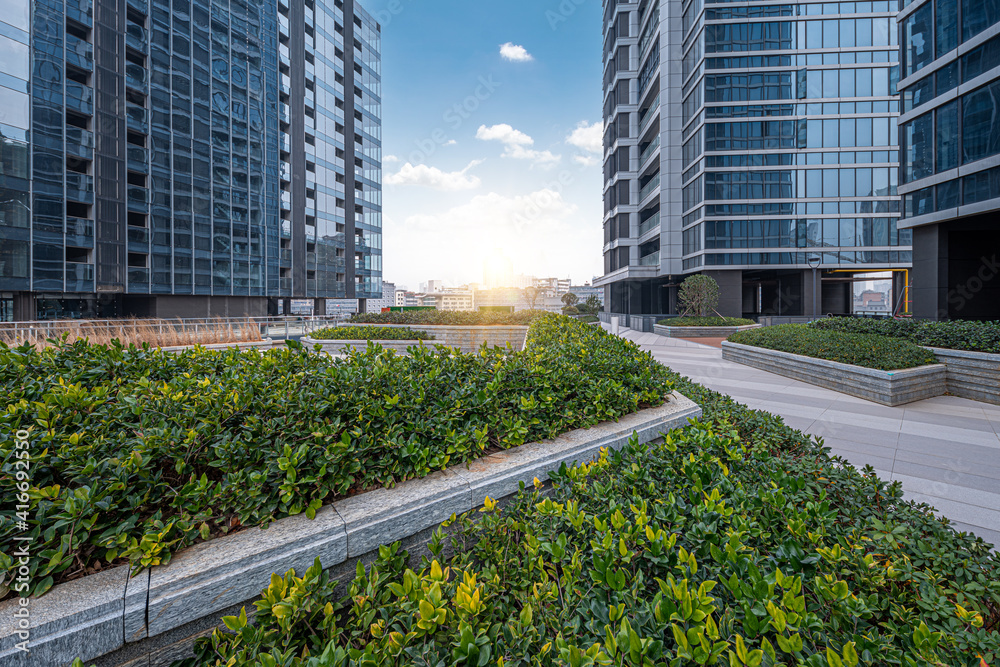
568,285,605,308
366,282,396,313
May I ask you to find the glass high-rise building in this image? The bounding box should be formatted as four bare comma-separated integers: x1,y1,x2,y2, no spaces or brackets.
597,0,912,320
0,0,381,321
897,0,1000,320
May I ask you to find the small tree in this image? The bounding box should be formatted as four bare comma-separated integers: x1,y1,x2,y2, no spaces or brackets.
562,305,580,316
523,286,541,310
561,292,579,308
677,274,720,318
584,295,602,314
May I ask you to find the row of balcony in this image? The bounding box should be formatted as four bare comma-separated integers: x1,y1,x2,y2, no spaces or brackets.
66,81,93,116
638,173,661,202
638,212,660,238
637,251,660,267
638,134,660,167
638,95,660,134
66,33,93,72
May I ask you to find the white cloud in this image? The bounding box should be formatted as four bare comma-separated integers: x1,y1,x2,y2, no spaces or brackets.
476,124,533,146
566,121,603,155
500,42,533,62
385,160,484,191
476,124,561,166
574,155,600,167
384,154,400,163
445,139,457,146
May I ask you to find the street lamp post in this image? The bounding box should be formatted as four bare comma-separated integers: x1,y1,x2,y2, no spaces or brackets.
807,255,821,319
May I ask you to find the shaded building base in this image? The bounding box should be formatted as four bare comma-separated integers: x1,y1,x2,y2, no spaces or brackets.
911,213,1000,321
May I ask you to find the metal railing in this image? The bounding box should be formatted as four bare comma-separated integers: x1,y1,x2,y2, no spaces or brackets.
638,251,660,266
639,135,660,167
638,212,660,237
639,173,661,201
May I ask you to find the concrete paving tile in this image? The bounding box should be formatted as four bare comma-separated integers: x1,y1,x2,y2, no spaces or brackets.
899,488,1000,535
894,473,1000,512
765,391,841,410
825,400,906,420
899,420,1000,449
807,420,901,448
893,447,1000,480
908,397,989,419
902,408,997,433
820,437,898,460
815,409,903,433
892,461,1000,496
895,432,999,463
753,400,830,421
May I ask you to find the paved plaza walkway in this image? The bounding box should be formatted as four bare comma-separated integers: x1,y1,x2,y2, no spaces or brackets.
616,327,1000,547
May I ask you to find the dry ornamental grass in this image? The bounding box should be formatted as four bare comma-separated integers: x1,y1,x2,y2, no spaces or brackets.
0,317,264,349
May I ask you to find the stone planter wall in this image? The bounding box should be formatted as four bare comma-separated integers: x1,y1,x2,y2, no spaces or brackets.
338,323,529,353
0,395,701,667
300,337,426,355
654,323,760,338
722,341,947,407
927,347,1000,405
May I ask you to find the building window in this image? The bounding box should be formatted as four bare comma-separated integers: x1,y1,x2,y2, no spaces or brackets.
903,2,933,77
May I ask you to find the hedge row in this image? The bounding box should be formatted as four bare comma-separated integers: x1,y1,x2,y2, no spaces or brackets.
659,317,757,327
173,353,1000,667
350,310,546,326
809,317,1000,354
0,315,673,597
308,326,434,341
728,324,939,371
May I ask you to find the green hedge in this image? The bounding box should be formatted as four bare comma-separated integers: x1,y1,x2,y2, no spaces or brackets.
350,310,545,326
728,324,938,371
0,315,673,597
659,316,757,327
309,326,434,341
810,317,1000,354
174,358,1000,667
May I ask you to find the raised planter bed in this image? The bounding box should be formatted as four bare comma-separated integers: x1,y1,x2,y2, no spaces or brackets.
722,341,947,407
338,323,529,353
654,323,760,338
927,347,1000,406
0,393,701,667
300,336,426,355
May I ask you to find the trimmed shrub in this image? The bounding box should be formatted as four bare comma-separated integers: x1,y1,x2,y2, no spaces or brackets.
659,316,756,327
309,326,434,341
175,369,1000,667
0,315,673,597
350,310,545,326
810,317,1000,354
729,324,938,370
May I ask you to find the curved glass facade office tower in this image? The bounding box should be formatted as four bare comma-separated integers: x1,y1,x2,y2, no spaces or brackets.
897,0,1000,320
0,0,381,321
597,0,912,320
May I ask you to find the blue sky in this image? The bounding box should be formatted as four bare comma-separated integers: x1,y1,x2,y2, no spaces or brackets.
362,0,605,289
